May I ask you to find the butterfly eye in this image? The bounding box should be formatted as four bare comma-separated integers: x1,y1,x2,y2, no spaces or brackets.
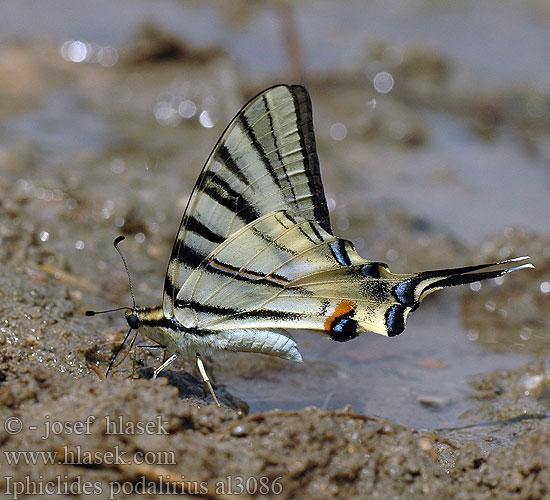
127,313,140,330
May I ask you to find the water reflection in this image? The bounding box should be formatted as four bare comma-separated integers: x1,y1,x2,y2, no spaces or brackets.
373,71,394,93
199,109,215,128
60,40,118,66
153,101,181,127
329,122,347,141
178,100,197,118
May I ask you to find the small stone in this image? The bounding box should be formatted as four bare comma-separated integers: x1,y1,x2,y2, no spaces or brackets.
25,335,38,347
418,395,449,409
230,425,248,437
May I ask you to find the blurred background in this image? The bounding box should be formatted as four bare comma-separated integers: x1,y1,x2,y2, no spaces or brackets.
0,0,548,430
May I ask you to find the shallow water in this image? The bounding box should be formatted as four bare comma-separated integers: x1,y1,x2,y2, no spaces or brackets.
0,0,548,435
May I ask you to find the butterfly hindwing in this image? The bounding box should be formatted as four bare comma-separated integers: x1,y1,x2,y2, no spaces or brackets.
164,85,331,317
173,210,530,340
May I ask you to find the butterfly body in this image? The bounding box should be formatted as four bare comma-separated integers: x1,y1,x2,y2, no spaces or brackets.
104,84,531,403
129,305,302,361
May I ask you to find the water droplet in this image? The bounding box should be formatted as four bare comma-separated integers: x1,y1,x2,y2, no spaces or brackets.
110,159,126,174
386,248,398,261
98,46,118,67
179,100,197,118
154,102,181,127
199,110,215,128
65,198,77,210
484,300,497,312
135,232,146,244
520,327,532,341
381,46,404,67
540,281,550,294
336,217,350,231
373,72,394,93
470,281,481,292
329,123,347,141
66,41,87,63
494,276,505,286
39,231,50,242
75,240,85,250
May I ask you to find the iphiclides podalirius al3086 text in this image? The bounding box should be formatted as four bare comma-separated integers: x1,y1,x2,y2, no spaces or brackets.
87,85,533,407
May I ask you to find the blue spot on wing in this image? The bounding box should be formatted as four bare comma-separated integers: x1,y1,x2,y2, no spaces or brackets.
385,304,406,337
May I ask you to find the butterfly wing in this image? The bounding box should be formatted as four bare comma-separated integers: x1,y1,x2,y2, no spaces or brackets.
163,85,331,316
174,211,529,341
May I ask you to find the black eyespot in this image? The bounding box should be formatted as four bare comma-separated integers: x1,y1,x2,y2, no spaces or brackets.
127,313,140,330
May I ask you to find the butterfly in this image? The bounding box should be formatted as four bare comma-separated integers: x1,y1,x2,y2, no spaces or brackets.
89,85,532,406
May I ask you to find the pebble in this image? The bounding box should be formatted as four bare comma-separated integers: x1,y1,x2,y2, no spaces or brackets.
418,395,450,409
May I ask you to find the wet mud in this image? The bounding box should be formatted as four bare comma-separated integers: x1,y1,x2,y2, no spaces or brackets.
1,3,550,498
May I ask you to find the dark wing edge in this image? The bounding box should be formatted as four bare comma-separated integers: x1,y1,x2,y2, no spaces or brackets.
289,85,332,233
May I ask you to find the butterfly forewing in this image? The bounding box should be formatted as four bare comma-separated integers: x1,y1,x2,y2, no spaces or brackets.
164,85,331,317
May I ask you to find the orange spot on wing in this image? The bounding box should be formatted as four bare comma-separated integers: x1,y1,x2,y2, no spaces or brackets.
324,300,356,332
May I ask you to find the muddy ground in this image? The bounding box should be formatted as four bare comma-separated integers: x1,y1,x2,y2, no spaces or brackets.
1,3,550,498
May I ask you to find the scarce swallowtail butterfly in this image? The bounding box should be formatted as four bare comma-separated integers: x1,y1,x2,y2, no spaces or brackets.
89,85,533,406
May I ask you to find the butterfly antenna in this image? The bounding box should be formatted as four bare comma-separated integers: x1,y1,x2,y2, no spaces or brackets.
85,236,137,316
113,235,137,309
85,306,131,316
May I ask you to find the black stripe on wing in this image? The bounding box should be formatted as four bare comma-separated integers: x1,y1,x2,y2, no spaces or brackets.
185,216,225,244
238,111,283,190
206,258,291,288
290,85,332,234
200,171,261,225
214,145,252,187
262,94,298,202
174,299,300,322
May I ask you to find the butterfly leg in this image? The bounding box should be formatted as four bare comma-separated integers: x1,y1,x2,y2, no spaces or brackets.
134,344,165,379
152,354,178,379
196,353,220,407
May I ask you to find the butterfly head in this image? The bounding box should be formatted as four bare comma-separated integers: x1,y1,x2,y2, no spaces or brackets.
125,309,141,330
